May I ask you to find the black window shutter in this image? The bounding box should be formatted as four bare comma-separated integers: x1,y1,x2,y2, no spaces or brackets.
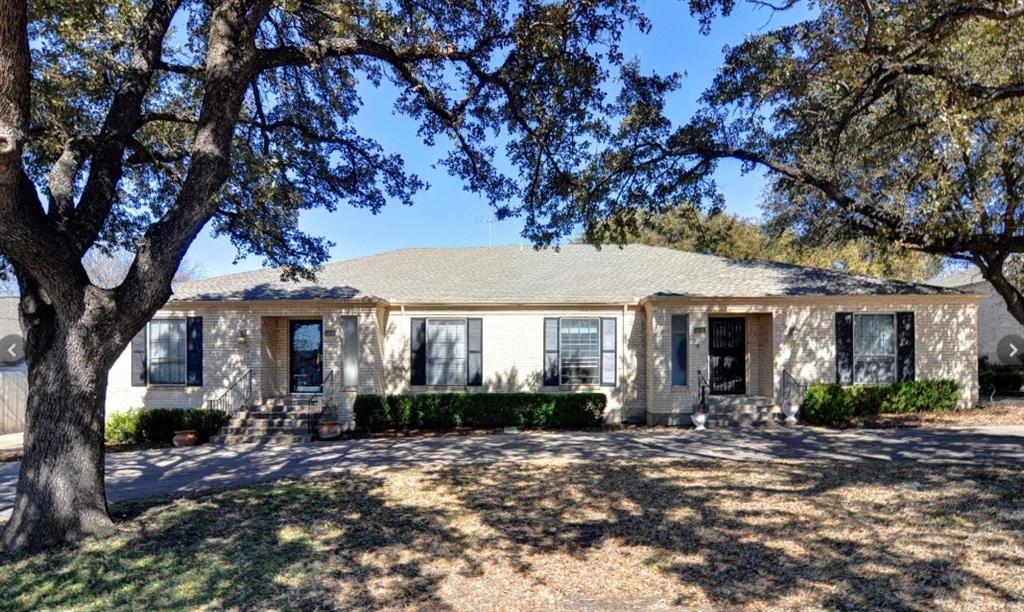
467,318,483,386
896,311,915,382
186,316,203,386
600,318,616,386
410,318,426,386
543,318,559,386
835,312,854,385
131,326,147,387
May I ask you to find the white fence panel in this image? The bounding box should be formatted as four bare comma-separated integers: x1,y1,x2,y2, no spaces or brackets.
0,369,27,434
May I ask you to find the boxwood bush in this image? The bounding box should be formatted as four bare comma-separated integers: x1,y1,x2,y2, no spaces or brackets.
800,384,856,426
979,366,1024,394
801,380,960,426
354,392,607,432
105,408,229,445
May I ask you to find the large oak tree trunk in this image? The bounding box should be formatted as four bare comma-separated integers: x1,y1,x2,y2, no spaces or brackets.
0,312,117,554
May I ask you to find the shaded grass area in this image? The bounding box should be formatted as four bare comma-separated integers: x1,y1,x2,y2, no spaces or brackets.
1,461,1022,610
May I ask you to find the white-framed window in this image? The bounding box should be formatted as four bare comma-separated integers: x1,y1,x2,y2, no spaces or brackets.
148,319,187,385
559,318,601,385
853,313,896,384
426,319,467,386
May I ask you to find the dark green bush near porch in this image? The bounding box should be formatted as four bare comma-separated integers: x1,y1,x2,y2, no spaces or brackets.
978,366,1024,394
105,408,230,445
801,380,960,426
354,392,607,431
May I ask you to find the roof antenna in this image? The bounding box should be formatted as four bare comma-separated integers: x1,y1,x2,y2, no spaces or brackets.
474,216,496,247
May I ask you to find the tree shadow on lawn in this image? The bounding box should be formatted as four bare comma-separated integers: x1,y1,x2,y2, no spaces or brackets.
428,461,1024,609
0,472,469,610
0,461,1021,610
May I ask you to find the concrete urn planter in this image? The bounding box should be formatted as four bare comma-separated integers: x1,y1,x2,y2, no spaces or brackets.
692,413,707,431
782,404,799,425
172,430,199,447
318,420,343,440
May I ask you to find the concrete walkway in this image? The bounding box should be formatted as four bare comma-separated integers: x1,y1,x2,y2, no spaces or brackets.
2,426,1023,522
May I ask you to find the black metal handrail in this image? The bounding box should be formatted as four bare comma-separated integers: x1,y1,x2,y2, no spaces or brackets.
307,369,335,434
696,370,710,414
781,369,808,406
206,369,253,414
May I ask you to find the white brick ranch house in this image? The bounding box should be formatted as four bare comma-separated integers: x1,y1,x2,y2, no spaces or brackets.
105,245,982,433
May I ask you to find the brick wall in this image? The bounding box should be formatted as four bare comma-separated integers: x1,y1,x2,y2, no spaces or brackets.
105,301,383,414
965,281,1024,364
646,296,980,423
380,305,645,423
106,295,978,423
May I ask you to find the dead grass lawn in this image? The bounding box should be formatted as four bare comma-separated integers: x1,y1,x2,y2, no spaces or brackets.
1,460,1022,610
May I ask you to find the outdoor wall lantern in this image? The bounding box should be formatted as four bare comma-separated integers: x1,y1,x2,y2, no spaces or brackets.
237,329,248,345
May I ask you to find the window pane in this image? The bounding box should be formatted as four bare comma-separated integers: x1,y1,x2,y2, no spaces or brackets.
426,320,466,386
560,318,600,384
854,356,896,384
854,314,895,356
149,320,187,384
853,314,896,384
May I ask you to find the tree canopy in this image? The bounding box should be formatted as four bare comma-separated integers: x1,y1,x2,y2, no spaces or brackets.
578,0,1024,316
0,0,665,553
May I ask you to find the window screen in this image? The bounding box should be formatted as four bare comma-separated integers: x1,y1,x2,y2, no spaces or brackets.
853,314,896,384
426,319,467,386
148,319,187,384
559,318,600,384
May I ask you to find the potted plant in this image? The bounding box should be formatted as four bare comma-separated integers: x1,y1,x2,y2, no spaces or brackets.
318,420,343,440
172,430,199,447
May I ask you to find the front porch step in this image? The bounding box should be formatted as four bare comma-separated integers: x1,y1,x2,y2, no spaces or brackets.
701,395,782,427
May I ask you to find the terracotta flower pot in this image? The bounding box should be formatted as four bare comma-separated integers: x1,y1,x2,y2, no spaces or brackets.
318,420,343,440
173,430,199,447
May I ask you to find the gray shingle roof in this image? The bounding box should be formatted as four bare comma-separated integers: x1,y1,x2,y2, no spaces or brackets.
170,244,967,303
929,267,985,288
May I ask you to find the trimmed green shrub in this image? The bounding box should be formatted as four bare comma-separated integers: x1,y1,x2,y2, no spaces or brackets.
354,392,607,431
979,367,1024,394
353,394,390,432
801,384,856,426
180,408,232,442
847,384,895,416
881,380,959,414
387,395,414,430
105,411,142,445
801,380,960,426
104,407,229,445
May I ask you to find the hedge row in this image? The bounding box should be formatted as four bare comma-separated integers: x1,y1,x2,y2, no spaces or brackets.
800,380,959,426
353,392,607,431
106,408,230,445
979,366,1024,394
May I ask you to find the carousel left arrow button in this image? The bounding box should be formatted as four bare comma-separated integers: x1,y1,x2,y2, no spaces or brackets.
0,334,24,365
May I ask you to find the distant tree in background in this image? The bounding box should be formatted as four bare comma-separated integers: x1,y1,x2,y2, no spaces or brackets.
604,205,942,282
82,251,203,290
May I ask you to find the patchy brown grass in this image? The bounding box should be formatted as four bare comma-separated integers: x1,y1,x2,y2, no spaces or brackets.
861,399,1024,428
1,460,1022,610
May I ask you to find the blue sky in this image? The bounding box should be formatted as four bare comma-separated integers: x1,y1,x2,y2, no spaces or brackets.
186,1,813,278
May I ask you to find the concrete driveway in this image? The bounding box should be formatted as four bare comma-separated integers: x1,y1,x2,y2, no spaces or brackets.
2,425,1023,522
